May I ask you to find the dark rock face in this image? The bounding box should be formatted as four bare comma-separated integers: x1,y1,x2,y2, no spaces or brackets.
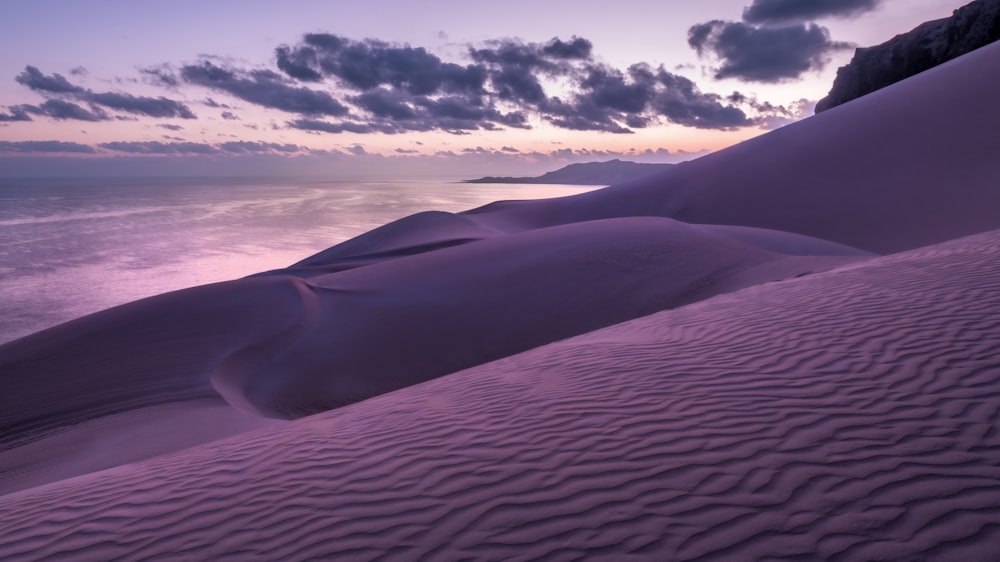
816,0,1000,112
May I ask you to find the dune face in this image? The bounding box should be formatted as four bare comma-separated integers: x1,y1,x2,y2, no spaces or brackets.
2,229,1000,560
216,218,866,418
2,14,1000,561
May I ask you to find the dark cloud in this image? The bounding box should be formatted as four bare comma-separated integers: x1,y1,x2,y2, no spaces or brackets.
580,64,655,114
652,68,753,128
394,148,418,154
20,99,109,121
469,37,587,105
69,66,88,76
181,61,349,116
0,140,96,153
99,141,217,154
352,88,418,120
538,62,752,132
0,106,33,121
275,45,323,82
225,33,774,134
689,20,851,82
287,118,400,134
541,36,593,59
156,123,184,131
743,0,881,23
470,38,567,71
204,98,232,109
491,65,547,104
8,34,786,139
15,66,196,119
141,65,180,88
290,34,488,96
87,91,196,118
217,141,303,154
15,66,84,94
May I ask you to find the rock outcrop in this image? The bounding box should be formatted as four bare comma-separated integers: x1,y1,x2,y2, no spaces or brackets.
816,0,1000,112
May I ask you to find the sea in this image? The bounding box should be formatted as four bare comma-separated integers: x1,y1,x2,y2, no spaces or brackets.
0,176,597,345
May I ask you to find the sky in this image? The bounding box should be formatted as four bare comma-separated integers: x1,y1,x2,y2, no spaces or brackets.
0,0,968,177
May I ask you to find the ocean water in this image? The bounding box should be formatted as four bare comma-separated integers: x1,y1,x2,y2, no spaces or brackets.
0,176,596,344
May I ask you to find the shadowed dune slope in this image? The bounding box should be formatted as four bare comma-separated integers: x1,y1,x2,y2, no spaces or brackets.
0,218,864,493
2,228,998,560
215,218,867,419
0,218,861,421
288,39,1000,272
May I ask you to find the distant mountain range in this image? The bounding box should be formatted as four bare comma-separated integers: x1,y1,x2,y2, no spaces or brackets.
463,159,673,185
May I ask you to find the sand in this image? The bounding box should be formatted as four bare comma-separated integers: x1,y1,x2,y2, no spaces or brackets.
1,35,1000,562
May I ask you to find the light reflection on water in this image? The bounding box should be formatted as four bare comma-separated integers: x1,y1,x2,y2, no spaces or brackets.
0,176,597,344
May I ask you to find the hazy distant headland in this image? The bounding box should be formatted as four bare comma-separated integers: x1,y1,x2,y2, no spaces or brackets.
464,159,673,185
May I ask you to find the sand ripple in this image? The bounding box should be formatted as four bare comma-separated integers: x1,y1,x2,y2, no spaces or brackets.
1,230,998,560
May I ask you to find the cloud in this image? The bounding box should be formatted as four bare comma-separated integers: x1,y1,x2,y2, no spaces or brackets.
15,66,83,94
351,88,418,120
99,141,217,154
0,140,96,153
286,34,488,96
743,0,882,23
204,98,232,109
15,66,196,119
86,91,196,118
541,36,593,59
0,106,33,122
287,118,399,134
689,20,851,82
278,34,762,134
181,61,349,116
157,123,184,131
580,65,655,114
9,33,789,140
20,99,109,121
652,68,754,128
141,65,180,88
469,37,587,105
217,141,304,154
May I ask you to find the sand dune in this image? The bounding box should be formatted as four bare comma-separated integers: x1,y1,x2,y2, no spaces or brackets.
2,18,1000,562
1,218,863,493
1,228,998,560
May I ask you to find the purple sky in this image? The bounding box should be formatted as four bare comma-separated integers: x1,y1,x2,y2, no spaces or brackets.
0,0,966,176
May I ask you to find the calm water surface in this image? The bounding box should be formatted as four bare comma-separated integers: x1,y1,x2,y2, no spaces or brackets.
0,176,596,344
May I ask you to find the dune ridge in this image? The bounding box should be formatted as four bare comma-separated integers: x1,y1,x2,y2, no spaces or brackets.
1,218,864,493
1,228,998,560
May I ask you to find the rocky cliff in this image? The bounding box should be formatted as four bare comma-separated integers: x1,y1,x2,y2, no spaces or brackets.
816,0,1000,112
